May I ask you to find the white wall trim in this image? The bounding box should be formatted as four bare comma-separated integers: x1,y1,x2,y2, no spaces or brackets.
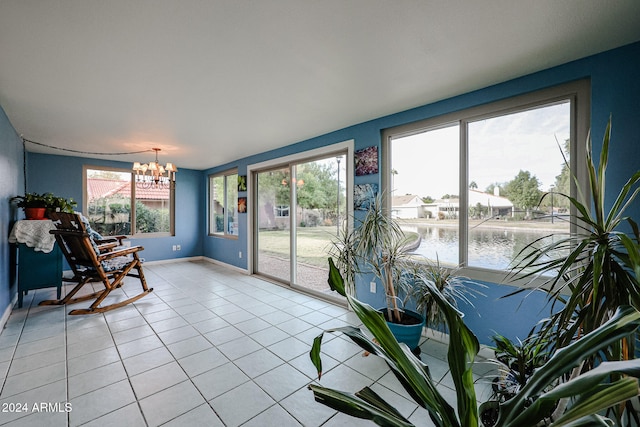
0,293,18,333
201,256,249,274
141,256,205,266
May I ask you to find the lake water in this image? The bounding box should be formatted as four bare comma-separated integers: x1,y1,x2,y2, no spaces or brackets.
401,223,567,270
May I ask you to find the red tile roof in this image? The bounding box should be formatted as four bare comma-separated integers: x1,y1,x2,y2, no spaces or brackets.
87,178,169,201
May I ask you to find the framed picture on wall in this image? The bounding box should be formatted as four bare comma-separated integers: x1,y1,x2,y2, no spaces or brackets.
354,183,378,210
355,146,378,176
238,197,247,213
238,175,247,192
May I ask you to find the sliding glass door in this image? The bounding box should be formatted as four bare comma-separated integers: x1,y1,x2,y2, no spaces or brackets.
253,152,347,298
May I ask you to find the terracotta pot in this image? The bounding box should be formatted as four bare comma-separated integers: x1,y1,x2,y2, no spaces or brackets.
24,207,47,220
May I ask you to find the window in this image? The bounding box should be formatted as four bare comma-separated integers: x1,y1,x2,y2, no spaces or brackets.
209,170,238,237
383,81,589,281
275,205,290,217
84,167,174,236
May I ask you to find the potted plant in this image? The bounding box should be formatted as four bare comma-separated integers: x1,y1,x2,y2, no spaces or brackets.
11,192,77,220
329,194,426,351
44,193,77,216
11,192,49,219
489,332,550,402
309,259,640,427
507,118,640,423
409,257,484,334
478,330,551,426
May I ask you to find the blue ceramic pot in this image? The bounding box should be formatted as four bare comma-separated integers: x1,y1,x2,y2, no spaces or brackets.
379,308,425,351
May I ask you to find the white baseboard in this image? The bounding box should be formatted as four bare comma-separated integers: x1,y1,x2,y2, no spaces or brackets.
0,292,18,333
142,256,204,266
201,257,249,274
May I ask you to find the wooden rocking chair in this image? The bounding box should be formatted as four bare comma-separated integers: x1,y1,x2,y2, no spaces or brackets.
40,212,153,315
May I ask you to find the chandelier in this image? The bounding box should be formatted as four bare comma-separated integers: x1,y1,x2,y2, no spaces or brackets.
132,148,177,189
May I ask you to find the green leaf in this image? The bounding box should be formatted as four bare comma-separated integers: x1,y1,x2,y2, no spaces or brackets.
308,384,414,427
497,306,640,426
551,377,639,426
558,414,614,426
327,257,347,296
313,260,464,427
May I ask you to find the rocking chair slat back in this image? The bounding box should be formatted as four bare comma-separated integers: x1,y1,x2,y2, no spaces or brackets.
48,212,99,268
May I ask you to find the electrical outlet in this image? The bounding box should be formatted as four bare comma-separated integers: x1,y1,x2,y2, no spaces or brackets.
176,245,181,251
239,251,242,258
370,281,376,293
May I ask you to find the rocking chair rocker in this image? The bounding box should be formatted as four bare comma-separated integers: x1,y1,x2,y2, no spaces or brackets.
41,212,153,315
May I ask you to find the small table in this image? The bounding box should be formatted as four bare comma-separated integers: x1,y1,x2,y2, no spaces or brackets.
9,220,62,308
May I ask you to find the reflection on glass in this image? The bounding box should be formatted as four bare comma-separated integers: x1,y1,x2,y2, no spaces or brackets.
468,102,571,268
210,173,238,236
86,169,132,236
225,174,238,235
405,224,564,273
292,155,346,293
210,175,224,234
391,124,460,262
256,167,291,282
135,184,170,234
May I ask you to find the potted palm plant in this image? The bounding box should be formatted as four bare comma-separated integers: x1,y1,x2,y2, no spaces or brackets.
330,194,425,351
409,257,484,334
507,117,640,423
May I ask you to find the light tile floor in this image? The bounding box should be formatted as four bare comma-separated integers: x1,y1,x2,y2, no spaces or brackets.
0,260,495,426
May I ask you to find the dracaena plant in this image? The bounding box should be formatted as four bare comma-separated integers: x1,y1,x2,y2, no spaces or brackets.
329,193,419,323
506,118,640,422
308,259,640,427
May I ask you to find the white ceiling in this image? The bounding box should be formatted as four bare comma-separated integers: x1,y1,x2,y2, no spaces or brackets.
1,1,639,171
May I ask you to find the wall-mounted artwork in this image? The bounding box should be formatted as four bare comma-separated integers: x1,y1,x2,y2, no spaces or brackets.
355,146,378,176
238,197,247,213
354,183,378,210
238,175,247,192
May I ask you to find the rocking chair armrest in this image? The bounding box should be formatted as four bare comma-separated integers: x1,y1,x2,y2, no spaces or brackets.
96,242,119,252
97,245,144,261
95,235,127,244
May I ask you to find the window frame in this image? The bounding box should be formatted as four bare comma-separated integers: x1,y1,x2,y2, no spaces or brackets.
382,80,590,285
83,165,176,237
209,168,239,239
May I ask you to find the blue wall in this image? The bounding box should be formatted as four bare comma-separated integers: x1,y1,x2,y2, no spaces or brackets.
202,41,640,344
0,106,24,314
26,153,204,262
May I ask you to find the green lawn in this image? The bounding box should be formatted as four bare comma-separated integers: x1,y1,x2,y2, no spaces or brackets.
258,226,338,267
257,226,419,268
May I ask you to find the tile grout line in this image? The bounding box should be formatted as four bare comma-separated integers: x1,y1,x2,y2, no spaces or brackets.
148,269,333,426
0,296,30,426
144,277,227,426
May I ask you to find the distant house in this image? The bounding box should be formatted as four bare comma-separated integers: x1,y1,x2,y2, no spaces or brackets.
391,195,424,219
421,189,514,220
468,189,514,219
